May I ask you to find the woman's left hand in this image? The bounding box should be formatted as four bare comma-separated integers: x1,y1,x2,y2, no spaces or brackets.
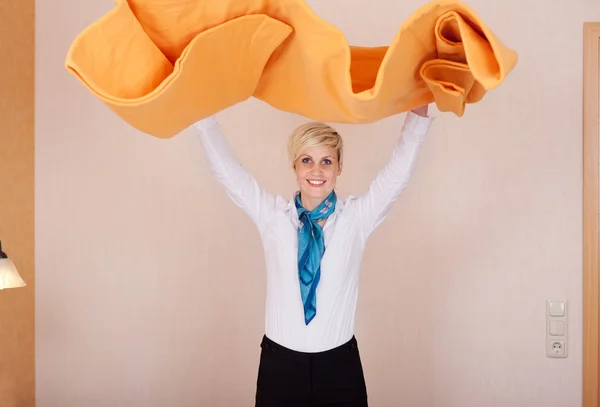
410,104,429,117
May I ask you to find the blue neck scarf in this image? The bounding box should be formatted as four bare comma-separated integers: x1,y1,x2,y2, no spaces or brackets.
295,190,337,325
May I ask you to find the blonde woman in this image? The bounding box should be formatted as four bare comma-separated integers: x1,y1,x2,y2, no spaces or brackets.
192,104,433,407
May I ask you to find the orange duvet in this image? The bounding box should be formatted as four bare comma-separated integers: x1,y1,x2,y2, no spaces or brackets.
65,0,518,139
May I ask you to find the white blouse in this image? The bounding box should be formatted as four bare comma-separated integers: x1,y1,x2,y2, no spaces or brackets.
193,111,434,352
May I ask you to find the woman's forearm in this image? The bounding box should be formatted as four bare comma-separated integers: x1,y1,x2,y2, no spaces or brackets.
354,110,434,237
193,117,276,231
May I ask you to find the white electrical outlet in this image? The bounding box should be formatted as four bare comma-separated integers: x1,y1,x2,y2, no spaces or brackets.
546,300,568,358
549,340,565,356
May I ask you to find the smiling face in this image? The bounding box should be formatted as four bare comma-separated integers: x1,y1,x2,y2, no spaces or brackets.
294,147,342,208
288,122,343,210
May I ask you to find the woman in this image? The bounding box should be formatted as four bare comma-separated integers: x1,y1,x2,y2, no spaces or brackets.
192,104,434,407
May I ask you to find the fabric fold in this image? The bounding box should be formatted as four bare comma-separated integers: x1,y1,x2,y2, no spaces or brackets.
65,0,518,138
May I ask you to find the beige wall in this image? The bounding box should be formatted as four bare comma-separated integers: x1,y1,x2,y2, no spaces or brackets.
36,0,599,406
0,1,35,406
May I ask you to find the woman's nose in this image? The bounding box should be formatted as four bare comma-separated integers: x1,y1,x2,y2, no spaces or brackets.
311,164,323,173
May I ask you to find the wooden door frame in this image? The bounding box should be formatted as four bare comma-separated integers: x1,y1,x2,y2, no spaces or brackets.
583,21,600,407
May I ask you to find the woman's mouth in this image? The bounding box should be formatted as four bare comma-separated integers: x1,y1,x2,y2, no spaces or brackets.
307,179,326,187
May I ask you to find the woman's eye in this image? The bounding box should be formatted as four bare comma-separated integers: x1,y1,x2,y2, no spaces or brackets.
323,159,332,165
302,158,311,164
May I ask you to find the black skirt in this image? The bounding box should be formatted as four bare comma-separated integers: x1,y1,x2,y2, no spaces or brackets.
255,335,369,407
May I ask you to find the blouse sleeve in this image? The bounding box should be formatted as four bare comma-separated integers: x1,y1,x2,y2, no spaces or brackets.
353,111,434,239
193,117,278,233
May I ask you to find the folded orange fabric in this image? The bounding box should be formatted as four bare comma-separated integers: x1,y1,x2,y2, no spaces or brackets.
65,0,517,139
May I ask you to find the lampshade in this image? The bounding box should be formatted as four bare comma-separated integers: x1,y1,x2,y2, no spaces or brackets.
0,241,26,290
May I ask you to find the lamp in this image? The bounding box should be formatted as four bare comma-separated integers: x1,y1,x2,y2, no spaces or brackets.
0,241,26,290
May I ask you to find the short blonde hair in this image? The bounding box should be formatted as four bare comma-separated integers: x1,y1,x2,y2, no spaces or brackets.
288,122,343,166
